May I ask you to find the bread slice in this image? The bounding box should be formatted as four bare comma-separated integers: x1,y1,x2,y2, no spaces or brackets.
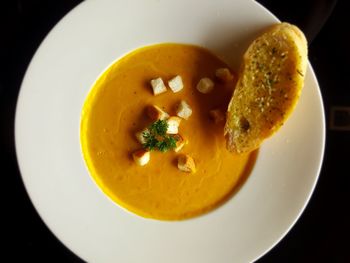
224,22,308,153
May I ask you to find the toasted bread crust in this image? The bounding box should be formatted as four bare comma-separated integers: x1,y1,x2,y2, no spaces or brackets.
225,23,308,153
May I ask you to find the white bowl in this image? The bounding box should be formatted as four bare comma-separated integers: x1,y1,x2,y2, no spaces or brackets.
15,0,325,262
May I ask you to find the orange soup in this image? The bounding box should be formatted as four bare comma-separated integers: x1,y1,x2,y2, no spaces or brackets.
81,43,257,220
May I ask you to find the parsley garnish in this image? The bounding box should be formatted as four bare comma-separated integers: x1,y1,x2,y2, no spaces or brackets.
142,120,178,152
149,119,168,136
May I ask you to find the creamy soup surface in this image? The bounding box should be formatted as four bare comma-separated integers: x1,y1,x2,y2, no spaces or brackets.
81,43,257,220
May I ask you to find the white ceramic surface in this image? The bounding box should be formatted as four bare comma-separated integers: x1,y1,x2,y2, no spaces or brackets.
15,0,325,262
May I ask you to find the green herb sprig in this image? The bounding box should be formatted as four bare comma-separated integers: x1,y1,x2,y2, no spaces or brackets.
142,120,177,152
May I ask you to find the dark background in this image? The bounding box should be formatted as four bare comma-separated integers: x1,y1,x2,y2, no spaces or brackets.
2,0,349,262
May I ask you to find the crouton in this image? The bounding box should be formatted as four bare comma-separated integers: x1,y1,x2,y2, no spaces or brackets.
132,149,150,166
177,154,196,173
146,105,169,121
166,116,182,134
176,100,192,120
150,77,167,95
135,128,148,144
172,134,188,152
168,75,184,93
215,68,234,83
196,77,214,94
